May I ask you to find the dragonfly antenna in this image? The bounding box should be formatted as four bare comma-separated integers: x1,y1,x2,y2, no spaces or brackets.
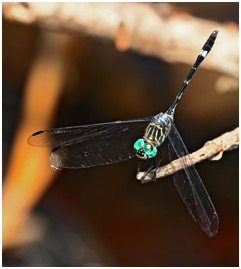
167,30,218,116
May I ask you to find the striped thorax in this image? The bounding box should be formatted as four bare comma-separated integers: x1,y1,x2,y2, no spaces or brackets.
144,113,172,147
134,113,172,160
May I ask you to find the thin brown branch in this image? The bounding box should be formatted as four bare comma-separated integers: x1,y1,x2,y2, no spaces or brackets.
137,127,239,183
2,3,239,78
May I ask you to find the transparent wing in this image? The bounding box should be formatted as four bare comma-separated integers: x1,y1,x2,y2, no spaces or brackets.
28,117,152,169
167,121,219,237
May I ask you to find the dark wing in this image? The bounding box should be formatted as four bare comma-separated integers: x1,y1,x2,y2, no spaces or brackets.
28,117,152,169
167,120,219,237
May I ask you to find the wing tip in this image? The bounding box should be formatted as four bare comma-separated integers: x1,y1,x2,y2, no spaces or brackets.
204,211,219,238
49,146,64,170
27,131,44,146
27,135,35,146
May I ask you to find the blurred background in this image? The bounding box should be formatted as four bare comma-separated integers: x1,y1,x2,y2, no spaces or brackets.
2,2,238,267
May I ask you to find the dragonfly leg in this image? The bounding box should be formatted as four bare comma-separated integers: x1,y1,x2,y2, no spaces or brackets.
137,157,152,173
140,149,162,182
156,148,163,169
140,158,156,181
137,160,142,174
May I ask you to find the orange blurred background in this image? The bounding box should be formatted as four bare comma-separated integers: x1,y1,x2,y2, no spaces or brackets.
2,3,238,266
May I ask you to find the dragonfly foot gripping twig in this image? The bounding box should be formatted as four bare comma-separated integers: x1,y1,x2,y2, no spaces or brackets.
137,127,239,183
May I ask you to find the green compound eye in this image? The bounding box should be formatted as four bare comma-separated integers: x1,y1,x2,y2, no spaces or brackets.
134,138,145,151
143,143,157,158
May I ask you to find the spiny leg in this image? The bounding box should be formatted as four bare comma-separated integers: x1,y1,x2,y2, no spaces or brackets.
140,157,157,181
137,157,152,175
140,149,163,182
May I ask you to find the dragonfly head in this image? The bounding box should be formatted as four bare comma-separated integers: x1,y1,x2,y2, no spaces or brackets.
134,138,157,160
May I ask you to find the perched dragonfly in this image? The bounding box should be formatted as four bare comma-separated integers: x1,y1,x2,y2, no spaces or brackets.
28,30,219,237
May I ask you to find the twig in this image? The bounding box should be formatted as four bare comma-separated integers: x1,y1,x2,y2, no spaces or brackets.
137,127,239,183
2,2,239,78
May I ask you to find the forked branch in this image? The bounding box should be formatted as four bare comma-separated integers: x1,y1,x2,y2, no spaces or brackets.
137,127,239,183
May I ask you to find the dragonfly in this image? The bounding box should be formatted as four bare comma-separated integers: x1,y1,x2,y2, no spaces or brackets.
28,30,219,237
